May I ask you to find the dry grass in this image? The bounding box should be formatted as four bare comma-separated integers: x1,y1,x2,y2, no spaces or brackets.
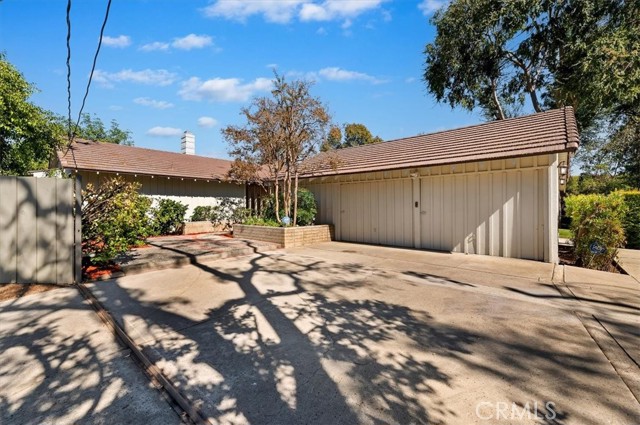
0,283,63,302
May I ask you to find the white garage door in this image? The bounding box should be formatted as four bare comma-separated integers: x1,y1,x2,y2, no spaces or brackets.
419,170,545,260
335,170,546,260
339,180,414,248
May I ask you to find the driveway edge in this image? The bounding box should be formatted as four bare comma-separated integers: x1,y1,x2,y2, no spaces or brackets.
551,265,640,404
75,283,213,425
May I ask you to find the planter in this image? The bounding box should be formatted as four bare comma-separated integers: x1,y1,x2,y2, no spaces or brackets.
182,221,226,235
234,224,334,248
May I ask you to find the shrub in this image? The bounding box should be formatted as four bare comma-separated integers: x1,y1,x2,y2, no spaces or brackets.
619,190,640,249
191,205,215,222
82,177,153,265
152,199,188,235
190,199,249,230
565,193,628,271
242,216,281,227
212,198,249,230
263,188,317,226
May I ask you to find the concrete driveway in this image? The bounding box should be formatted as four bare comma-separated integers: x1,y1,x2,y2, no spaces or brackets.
86,242,640,425
0,287,182,425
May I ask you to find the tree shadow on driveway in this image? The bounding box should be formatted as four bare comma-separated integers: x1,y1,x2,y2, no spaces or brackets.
89,244,640,425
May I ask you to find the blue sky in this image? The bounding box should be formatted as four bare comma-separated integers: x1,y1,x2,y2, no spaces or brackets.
1,0,484,159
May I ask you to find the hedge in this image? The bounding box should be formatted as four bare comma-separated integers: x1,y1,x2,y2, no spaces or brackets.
565,192,627,271
619,190,640,249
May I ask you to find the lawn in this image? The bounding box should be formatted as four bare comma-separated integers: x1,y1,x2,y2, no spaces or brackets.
559,228,573,239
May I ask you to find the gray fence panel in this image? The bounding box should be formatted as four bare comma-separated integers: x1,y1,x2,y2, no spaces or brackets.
0,177,18,283
36,178,58,283
0,176,80,285
74,178,82,285
16,178,38,283
56,179,74,284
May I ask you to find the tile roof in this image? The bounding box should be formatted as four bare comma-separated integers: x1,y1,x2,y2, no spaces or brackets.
302,107,579,177
57,140,233,181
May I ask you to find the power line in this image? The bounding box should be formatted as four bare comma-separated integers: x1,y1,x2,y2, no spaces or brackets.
65,0,113,148
65,0,72,142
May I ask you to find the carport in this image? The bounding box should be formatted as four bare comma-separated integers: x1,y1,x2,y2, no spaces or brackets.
303,108,579,263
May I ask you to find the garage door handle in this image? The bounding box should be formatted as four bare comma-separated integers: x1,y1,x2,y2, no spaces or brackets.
420,211,427,215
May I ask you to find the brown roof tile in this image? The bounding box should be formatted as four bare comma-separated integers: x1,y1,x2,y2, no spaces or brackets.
57,140,233,180
302,107,579,177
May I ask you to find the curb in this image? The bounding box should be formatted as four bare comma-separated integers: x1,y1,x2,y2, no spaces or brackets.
75,283,214,425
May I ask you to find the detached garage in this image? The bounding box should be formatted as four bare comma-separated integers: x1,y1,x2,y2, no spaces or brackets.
302,108,579,263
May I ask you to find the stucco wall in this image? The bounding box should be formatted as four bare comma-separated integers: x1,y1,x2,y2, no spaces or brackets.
77,171,245,219
303,153,563,263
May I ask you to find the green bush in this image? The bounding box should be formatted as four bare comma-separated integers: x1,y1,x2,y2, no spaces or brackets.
263,188,317,226
243,216,281,227
619,190,640,249
565,193,628,271
191,205,215,222
152,199,188,235
82,177,153,265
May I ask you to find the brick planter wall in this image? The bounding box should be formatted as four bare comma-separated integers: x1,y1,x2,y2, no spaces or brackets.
234,224,334,248
182,221,226,235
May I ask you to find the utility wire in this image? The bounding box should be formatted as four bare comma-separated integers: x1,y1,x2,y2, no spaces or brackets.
65,0,113,148
65,0,72,143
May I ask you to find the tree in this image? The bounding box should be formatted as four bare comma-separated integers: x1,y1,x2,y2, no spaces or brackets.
321,125,342,151
65,113,133,145
321,123,383,150
424,0,640,184
343,123,383,147
0,54,63,175
223,74,330,225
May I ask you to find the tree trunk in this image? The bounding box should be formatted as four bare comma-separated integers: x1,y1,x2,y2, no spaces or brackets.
529,88,542,113
491,80,506,120
274,179,280,222
293,172,299,226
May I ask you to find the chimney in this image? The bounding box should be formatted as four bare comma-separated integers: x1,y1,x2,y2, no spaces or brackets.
181,131,195,155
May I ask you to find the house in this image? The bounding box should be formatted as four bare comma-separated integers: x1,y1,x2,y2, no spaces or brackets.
57,107,578,263
56,131,245,219
301,107,579,263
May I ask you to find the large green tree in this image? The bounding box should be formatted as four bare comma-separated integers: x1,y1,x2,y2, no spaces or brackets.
71,113,133,145
0,54,63,175
424,0,639,184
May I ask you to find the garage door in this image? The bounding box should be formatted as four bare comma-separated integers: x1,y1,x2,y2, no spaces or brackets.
418,170,545,260
339,180,414,248
334,170,545,260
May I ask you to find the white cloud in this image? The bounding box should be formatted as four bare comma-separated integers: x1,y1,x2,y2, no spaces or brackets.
202,0,388,24
146,126,183,137
418,0,447,16
202,0,306,23
102,35,131,48
316,26,328,35
179,77,272,102
197,116,218,128
172,34,213,50
300,0,387,22
133,97,175,109
94,69,178,87
140,41,170,52
318,67,385,84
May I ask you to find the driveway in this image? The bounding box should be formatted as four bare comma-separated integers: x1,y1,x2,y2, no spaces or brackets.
87,242,640,425
0,287,182,425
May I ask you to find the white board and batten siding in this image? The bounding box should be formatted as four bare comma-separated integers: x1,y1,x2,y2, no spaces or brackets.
79,171,245,218
304,153,562,263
